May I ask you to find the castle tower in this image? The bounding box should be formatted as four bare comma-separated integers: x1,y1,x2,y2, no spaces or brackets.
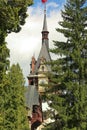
27,3,51,93
26,2,51,130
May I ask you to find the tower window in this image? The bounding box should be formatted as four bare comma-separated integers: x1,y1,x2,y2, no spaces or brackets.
42,66,44,72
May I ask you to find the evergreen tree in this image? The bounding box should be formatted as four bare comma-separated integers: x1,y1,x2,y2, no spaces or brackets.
0,0,33,80
0,64,29,130
0,0,32,129
45,0,87,130
9,64,29,130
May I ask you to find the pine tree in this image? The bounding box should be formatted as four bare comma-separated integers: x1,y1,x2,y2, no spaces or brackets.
0,0,32,129
9,64,29,130
0,0,33,78
45,0,87,130
0,64,29,130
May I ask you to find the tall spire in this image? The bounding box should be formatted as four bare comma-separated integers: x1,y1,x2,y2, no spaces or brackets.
42,4,47,31
42,3,49,49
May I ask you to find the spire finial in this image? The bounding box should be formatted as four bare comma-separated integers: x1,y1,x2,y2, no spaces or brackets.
44,2,46,14
42,2,47,31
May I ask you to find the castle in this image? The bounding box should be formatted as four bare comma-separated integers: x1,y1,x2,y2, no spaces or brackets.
26,4,51,130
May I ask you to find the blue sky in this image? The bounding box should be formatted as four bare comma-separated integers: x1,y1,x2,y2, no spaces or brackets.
32,0,66,14
6,0,66,85
33,0,66,6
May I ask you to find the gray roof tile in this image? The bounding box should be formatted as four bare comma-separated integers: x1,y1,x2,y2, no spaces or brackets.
25,85,39,109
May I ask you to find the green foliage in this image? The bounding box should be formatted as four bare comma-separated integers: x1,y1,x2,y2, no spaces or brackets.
0,1,33,129
0,0,33,80
0,0,33,33
44,0,87,130
0,64,29,130
8,64,29,130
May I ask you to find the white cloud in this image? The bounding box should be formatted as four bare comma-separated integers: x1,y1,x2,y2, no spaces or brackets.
47,2,59,8
6,3,65,85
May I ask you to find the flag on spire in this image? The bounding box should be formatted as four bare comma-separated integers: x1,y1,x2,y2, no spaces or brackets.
41,0,47,3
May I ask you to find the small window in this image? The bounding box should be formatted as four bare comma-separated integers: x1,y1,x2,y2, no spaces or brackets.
42,66,44,72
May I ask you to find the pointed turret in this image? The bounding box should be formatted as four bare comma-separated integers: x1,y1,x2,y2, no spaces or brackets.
42,4,49,49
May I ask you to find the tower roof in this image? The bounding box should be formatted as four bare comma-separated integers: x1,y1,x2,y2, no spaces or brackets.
25,85,39,109
29,3,51,75
34,3,51,73
34,42,51,73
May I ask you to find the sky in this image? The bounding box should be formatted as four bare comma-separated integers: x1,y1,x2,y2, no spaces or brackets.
6,0,66,85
